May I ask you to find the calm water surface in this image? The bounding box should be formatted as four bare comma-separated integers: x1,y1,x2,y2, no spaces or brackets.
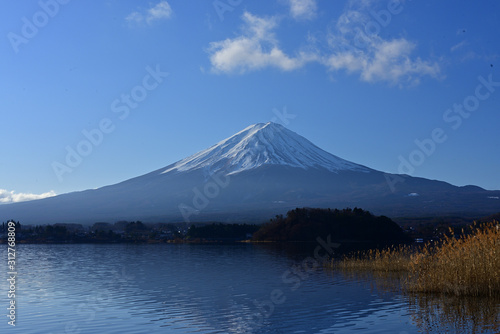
0,244,498,333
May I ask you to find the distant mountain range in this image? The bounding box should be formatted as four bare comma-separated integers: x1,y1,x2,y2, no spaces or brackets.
1,122,499,224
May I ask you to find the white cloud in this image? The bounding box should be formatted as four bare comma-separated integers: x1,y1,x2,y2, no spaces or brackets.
0,189,57,204
325,38,441,84
288,0,317,20
208,12,317,73
126,1,172,25
323,1,442,84
207,2,441,85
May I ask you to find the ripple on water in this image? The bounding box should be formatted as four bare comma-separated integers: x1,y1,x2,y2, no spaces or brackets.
0,244,498,333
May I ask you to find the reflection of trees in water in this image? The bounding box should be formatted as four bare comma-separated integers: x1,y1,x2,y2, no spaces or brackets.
336,270,500,333
407,294,500,334
332,269,406,294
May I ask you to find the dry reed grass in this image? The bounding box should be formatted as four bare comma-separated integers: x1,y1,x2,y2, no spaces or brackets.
330,222,500,297
334,244,413,273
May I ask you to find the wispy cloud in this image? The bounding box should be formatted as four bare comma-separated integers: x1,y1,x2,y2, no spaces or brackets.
208,12,317,73
0,189,56,204
323,0,441,84
288,0,317,20
451,40,467,53
207,1,442,86
324,38,441,84
126,1,172,25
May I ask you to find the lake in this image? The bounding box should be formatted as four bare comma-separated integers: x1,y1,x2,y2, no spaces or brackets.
0,243,498,333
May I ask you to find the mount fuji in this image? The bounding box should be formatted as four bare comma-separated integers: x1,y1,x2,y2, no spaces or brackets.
1,122,499,224
162,122,370,175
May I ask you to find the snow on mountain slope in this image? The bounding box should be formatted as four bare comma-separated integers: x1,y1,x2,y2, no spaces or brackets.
1,121,500,225
162,122,370,175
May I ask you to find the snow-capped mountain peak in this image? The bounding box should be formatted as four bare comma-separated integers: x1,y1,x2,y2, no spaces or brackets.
2,122,499,225
162,122,370,175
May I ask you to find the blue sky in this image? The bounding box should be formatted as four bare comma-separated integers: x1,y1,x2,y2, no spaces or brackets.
1,0,499,203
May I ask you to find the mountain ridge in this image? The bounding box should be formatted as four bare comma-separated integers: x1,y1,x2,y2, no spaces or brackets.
160,122,371,176
1,122,499,224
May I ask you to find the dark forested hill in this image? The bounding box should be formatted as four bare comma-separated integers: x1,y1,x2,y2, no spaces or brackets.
252,207,411,243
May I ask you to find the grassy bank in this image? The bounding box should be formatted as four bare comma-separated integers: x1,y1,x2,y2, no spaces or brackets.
330,222,500,297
